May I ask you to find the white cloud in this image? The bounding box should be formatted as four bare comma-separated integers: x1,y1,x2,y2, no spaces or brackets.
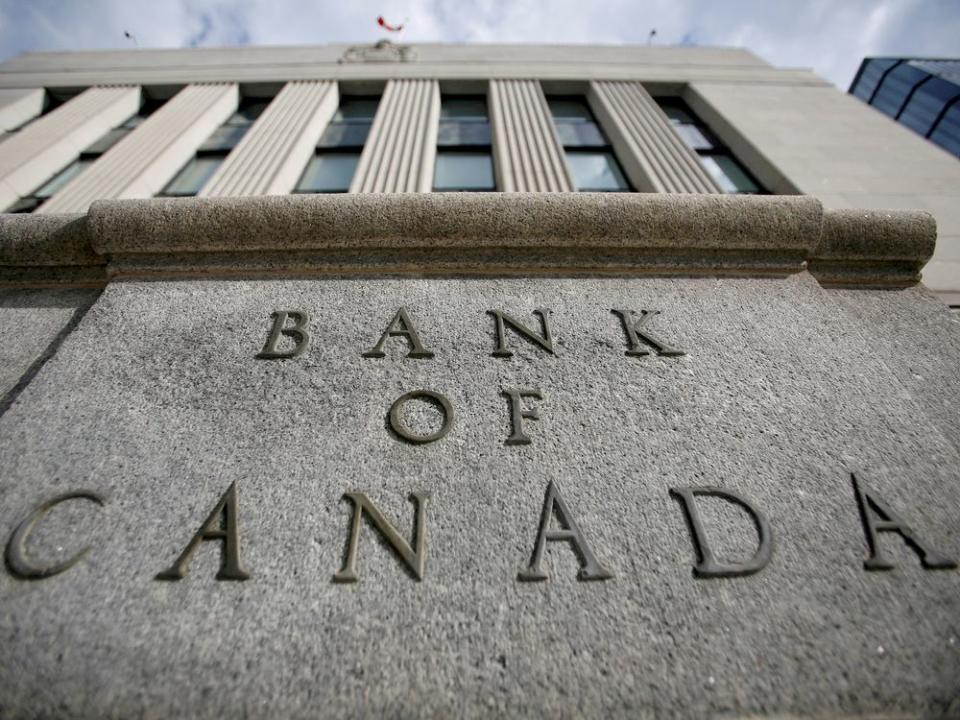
0,0,958,88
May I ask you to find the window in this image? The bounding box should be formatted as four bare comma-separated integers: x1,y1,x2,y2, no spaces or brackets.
295,97,378,193
433,96,495,191
658,99,764,194
6,97,165,213
849,58,900,102
898,77,960,137
159,98,268,197
870,62,930,119
547,97,630,192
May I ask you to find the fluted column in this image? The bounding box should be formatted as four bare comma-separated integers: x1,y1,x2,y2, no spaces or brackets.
350,79,439,194
39,84,237,214
0,86,140,211
200,81,338,197
588,80,721,194
0,88,45,133
489,79,573,193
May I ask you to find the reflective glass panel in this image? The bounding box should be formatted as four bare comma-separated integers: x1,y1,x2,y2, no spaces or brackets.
851,58,899,101
6,197,41,213
84,127,130,155
440,98,488,121
199,124,248,152
661,105,697,125
566,151,628,191
433,152,495,190
929,104,960,157
899,78,960,136
547,99,593,121
672,123,715,151
35,159,92,198
554,121,606,147
317,122,371,148
232,103,268,124
872,64,929,118
296,153,360,192
700,154,759,193
334,98,380,121
161,156,223,196
437,120,491,147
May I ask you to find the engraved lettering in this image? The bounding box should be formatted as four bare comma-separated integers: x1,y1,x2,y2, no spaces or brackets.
502,388,544,445
5,490,104,579
518,481,613,581
488,309,554,357
156,482,250,581
333,492,430,583
670,486,772,578
362,307,435,359
611,309,685,357
388,390,454,444
852,473,957,570
256,310,311,359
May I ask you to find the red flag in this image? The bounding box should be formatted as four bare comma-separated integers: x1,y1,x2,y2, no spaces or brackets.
377,16,404,32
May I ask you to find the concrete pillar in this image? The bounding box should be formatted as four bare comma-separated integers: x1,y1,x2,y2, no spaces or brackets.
0,89,45,133
489,79,573,192
350,79,439,194
0,86,141,212
200,81,338,197
588,80,720,194
39,84,238,214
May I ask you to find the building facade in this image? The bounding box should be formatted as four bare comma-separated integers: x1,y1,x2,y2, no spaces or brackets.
1,43,960,718
0,43,959,299
849,57,960,160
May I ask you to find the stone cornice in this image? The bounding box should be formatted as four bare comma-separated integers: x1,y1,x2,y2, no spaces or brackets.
0,193,935,287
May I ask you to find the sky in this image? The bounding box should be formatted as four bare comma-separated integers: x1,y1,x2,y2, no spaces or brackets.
0,0,958,90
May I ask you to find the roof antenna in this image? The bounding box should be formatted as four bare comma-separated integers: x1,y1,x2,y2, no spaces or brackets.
647,28,657,46
123,30,139,47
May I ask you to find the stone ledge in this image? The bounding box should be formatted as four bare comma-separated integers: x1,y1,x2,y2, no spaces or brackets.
0,193,936,287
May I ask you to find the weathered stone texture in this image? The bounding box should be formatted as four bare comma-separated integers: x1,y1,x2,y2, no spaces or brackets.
0,274,958,718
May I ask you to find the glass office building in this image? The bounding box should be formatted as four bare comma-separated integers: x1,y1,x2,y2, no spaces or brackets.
849,57,960,158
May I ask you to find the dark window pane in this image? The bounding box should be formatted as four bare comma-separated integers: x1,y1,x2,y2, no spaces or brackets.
84,127,131,155
671,122,715,151
199,124,248,152
851,58,899,101
161,156,223,196
35,159,92,198
440,98,488,121
899,78,960,136
232,102,268,124
437,120,491,147
701,154,760,193
334,98,380,121
929,103,960,157
6,196,42,213
566,151,628,191
433,151,495,190
554,121,607,147
661,104,697,125
317,122,371,148
296,153,359,192
872,64,930,118
547,98,593,121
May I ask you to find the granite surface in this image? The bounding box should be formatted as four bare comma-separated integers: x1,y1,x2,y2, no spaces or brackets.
0,287,98,408
0,274,958,718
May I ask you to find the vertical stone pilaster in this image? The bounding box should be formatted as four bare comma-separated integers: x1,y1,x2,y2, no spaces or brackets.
0,88,45,133
489,79,573,193
0,86,141,211
200,81,338,197
39,84,238,214
350,79,439,194
588,80,720,193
